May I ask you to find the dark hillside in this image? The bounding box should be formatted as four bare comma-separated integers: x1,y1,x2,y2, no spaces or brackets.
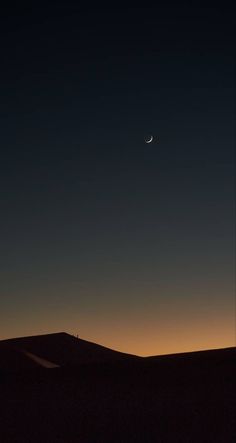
0,334,235,442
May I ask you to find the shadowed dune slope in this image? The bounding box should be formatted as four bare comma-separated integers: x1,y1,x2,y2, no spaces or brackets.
0,334,235,442
0,332,139,371
0,346,40,371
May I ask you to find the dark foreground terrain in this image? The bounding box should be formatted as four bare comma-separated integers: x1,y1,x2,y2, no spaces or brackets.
0,333,235,442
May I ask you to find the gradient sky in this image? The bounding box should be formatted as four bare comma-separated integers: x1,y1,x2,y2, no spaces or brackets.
0,4,235,355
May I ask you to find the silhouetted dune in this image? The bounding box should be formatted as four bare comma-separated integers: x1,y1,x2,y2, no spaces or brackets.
0,332,139,372
0,345,40,372
0,334,235,442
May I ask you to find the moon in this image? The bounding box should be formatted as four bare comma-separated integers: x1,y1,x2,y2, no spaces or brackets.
145,135,153,144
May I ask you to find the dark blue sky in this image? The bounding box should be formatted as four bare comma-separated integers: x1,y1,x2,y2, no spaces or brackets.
0,4,235,353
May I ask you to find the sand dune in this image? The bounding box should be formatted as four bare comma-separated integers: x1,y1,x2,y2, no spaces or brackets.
0,332,139,372
0,333,235,442
21,350,60,368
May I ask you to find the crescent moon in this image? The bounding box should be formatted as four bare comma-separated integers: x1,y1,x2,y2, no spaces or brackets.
145,135,153,144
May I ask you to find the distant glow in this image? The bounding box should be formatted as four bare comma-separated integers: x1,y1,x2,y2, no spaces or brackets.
1,295,235,356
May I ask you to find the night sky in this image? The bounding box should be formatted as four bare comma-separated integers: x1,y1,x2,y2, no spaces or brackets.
0,4,235,355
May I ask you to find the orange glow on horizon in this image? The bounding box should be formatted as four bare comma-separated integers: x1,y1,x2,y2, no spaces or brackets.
1,285,235,356
1,310,235,356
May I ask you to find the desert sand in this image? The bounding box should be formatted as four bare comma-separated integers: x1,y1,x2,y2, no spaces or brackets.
0,333,235,442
